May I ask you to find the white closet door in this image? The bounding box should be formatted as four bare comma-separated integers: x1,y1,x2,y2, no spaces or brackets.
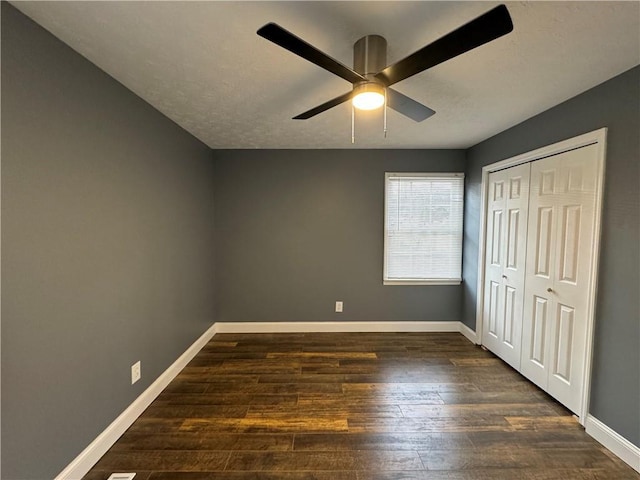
482,163,530,369
521,143,599,413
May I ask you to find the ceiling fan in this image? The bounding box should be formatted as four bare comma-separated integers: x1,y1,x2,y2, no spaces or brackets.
257,4,513,123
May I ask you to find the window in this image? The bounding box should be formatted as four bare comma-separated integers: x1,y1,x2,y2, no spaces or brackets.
384,172,464,285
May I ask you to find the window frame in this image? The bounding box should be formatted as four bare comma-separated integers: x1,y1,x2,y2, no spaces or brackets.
383,172,464,286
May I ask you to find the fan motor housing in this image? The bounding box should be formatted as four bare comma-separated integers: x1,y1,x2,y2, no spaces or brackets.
353,35,387,78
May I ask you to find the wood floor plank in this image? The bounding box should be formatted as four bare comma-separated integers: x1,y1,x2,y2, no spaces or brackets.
154,393,298,406
298,392,444,406
267,352,377,359
400,403,559,418
208,382,343,395
257,374,350,384
161,381,210,394
188,352,269,362
176,373,260,384
82,332,639,480
361,474,444,480
111,432,293,451
449,357,505,366
125,418,185,434
149,473,358,480
341,382,479,394
524,468,639,480
246,404,404,418
504,415,584,430
520,448,621,469
338,357,454,366
92,451,229,472
347,416,515,433
225,451,424,471
293,432,472,451
467,429,599,449
475,381,545,393
420,447,621,471
438,390,548,405
419,447,532,470
142,404,248,419
180,417,349,433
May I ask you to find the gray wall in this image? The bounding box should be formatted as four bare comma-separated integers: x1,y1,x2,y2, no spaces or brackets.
213,149,465,322
1,4,216,479
2,1,637,477
462,66,640,446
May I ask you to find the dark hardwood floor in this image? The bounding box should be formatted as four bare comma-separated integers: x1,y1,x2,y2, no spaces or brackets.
84,332,639,479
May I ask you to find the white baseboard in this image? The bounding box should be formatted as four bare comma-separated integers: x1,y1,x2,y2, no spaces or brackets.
585,415,640,473
213,320,463,334
55,323,217,480
459,322,478,344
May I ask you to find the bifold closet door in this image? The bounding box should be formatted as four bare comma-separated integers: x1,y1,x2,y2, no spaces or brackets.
482,163,530,370
520,143,599,414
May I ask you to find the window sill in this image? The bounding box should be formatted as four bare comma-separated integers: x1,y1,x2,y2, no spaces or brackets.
383,279,462,286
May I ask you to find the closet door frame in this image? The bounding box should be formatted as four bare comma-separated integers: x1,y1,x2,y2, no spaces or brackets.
474,127,607,425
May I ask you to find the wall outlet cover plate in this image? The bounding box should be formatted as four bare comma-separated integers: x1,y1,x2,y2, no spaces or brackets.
131,361,141,384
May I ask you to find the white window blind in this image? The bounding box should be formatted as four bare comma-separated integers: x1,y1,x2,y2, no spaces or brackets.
384,173,464,284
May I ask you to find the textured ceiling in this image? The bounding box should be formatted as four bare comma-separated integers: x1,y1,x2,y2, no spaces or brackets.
11,1,640,149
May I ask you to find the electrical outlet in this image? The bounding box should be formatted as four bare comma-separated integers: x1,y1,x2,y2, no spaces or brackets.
131,361,141,385
335,301,343,313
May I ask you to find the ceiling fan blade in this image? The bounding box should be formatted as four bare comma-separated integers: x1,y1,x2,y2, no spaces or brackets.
257,23,366,84
375,4,513,86
293,91,353,119
386,88,435,122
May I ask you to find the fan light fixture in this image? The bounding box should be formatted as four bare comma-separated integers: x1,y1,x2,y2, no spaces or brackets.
257,4,513,143
352,82,385,110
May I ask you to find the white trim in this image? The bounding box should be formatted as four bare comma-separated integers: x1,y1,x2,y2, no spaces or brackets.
459,322,478,344
474,164,489,346
580,131,607,428
55,323,217,480
474,128,607,424
477,129,604,174
586,415,640,473
383,280,461,286
386,172,465,179
213,321,465,334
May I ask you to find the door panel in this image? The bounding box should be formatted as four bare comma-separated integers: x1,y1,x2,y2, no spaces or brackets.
559,205,581,283
534,207,554,277
520,144,599,414
554,303,575,383
531,296,548,364
541,170,556,195
503,286,516,346
521,161,558,388
506,209,520,269
546,145,598,413
483,172,506,350
488,280,500,338
482,163,530,370
491,210,503,266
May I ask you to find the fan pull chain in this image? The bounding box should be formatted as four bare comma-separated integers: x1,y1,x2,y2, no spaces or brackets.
383,88,388,138
351,104,355,144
